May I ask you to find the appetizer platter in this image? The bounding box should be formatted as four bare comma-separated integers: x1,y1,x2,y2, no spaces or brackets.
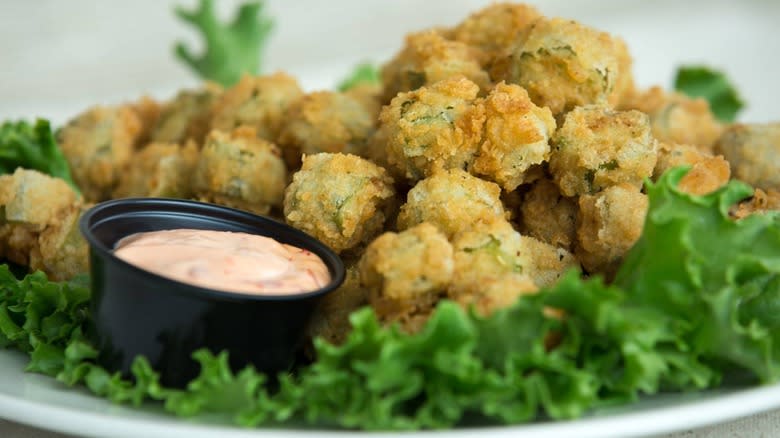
2,1,780,437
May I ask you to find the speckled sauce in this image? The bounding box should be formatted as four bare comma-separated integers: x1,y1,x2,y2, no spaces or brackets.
113,229,330,294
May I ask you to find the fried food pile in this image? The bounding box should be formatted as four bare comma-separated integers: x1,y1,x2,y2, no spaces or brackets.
2,3,778,341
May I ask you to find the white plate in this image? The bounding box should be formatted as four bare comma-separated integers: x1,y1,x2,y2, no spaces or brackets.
2,348,780,438
2,1,780,437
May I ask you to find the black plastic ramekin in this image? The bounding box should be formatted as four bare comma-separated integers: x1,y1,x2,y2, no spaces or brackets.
79,198,345,388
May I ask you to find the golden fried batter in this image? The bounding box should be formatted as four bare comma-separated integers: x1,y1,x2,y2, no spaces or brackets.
576,183,648,276
654,142,730,195
306,263,369,345
380,30,491,103
550,105,657,196
152,83,222,145
210,72,303,141
58,105,143,201
714,122,780,190
284,153,396,253
377,76,485,182
113,141,200,199
450,3,541,63
396,168,506,239
359,223,453,333
519,178,578,250
731,188,780,219
472,82,556,190
194,126,287,214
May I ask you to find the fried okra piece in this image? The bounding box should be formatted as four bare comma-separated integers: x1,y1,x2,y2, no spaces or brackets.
610,37,636,107
359,223,453,333
380,30,491,103
396,168,506,239
210,72,303,141
58,105,143,201
306,263,369,345
377,76,485,182
576,183,648,276
731,188,780,219
151,84,222,144
620,86,723,150
278,91,375,168
194,127,287,215
519,178,578,251
113,141,200,199
654,142,730,195
550,105,657,197
472,82,556,190
714,123,780,190
450,3,541,63
498,18,620,117
284,153,396,253
0,169,87,280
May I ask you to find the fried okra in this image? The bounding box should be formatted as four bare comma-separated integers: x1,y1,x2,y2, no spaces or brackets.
519,178,578,250
498,18,620,117
450,3,541,63
550,105,657,196
284,153,396,254
278,91,375,167
113,141,199,199
210,72,303,141
359,223,453,333
377,76,485,182
306,263,368,345
714,123,780,190
194,126,287,215
151,84,222,144
396,168,506,239
620,86,723,150
731,188,780,219
380,30,491,103
0,169,87,280
576,183,648,276
654,142,730,195
58,105,143,201
472,82,556,190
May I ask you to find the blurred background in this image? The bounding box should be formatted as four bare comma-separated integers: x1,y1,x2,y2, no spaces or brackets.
0,0,778,124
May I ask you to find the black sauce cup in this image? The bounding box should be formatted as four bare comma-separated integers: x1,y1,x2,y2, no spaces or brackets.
79,198,345,388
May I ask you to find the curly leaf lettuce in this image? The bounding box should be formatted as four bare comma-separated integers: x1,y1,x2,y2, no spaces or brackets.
674,66,744,122
337,63,380,92
174,0,274,86
0,119,80,194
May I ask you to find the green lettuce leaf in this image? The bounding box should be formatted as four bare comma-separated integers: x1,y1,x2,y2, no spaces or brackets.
674,66,744,122
174,0,274,86
337,63,380,92
0,119,80,194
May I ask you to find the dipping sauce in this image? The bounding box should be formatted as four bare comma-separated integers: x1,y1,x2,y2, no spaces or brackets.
113,229,331,294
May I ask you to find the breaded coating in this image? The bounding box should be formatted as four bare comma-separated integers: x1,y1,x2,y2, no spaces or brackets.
278,91,375,168
210,72,303,141
519,178,578,250
306,263,369,345
377,76,485,182
29,205,89,281
344,82,383,122
359,223,453,333
518,233,579,287
152,83,222,144
472,82,556,190
58,105,143,201
450,3,541,62
610,37,636,107
654,142,730,195
620,86,723,150
498,17,620,117
731,188,780,219
380,30,491,103
284,153,396,253
448,219,537,316
714,123,780,190
550,105,657,196
113,141,200,199
576,183,648,276
131,95,162,145
194,127,287,215
396,168,506,239
0,169,87,280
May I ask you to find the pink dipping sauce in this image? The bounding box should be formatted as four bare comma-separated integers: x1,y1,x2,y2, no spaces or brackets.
113,229,331,295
